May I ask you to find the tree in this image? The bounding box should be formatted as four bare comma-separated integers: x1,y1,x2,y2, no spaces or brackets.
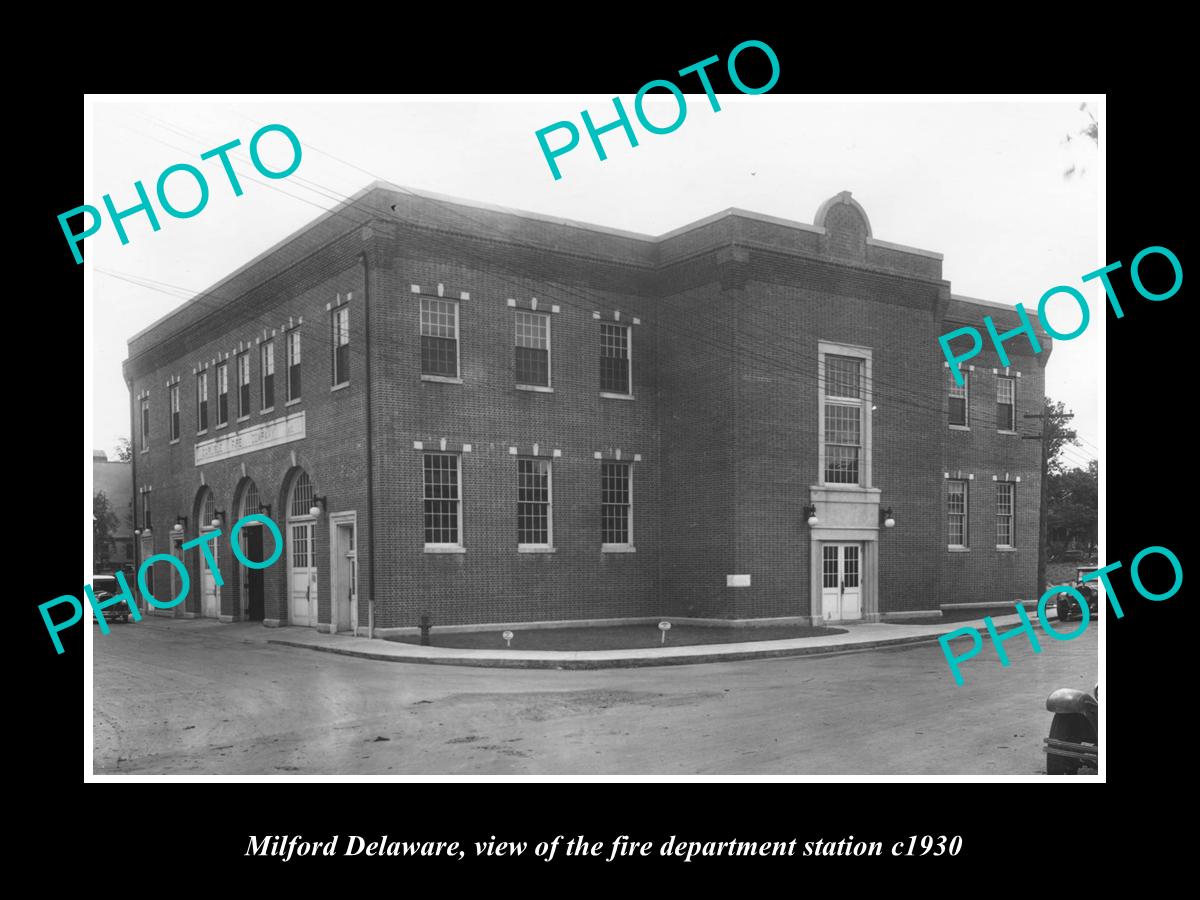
1047,460,1098,556
1063,102,1099,179
1033,397,1081,591
93,490,121,566
113,437,133,462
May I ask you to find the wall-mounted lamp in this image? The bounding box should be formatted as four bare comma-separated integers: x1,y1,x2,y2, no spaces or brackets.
133,528,142,536
803,504,819,527
309,495,327,518
173,515,188,533
880,507,896,528
211,509,226,529
258,502,272,518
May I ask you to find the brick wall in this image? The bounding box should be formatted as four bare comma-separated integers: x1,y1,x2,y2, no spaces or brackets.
124,186,1049,630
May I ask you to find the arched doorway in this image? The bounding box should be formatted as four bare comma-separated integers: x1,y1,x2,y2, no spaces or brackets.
194,487,221,618
236,479,267,622
286,470,318,627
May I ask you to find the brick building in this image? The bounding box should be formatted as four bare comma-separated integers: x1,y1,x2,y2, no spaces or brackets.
122,184,1050,634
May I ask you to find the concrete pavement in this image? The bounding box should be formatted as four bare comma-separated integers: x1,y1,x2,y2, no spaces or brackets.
263,614,1026,669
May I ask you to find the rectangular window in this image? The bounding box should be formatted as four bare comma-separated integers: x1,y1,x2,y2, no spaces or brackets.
515,312,550,387
196,372,208,432
822,546,839,588
237,352,251,419
948,480,968,548
423,453,461,546
996,376,1015,431
824,356,863,484
518,459,553,547
600,323,631,395
168,383,180,441
140,397,150,451
420,298,459,378
332,304,350,387
996,482,1015,548
261,340,275,410
601,462,633,547
949,369,969,427
216,362,229,426
286,329,302,402
142,493,152,532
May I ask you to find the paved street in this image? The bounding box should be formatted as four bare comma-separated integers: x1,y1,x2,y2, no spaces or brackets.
93,618,1097,775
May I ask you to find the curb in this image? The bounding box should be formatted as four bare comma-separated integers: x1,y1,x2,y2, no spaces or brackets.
265,631,948,670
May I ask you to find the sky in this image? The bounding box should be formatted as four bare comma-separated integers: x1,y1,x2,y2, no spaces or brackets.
88,97,1101,471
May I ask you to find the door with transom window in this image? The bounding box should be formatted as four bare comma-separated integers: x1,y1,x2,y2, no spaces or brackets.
286,471,318,627
820,543,862,622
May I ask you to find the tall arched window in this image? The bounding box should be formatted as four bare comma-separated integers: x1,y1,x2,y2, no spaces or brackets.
290,471,315,519
241,480,262,518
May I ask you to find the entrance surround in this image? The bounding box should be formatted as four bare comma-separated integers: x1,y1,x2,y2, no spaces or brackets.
808,485,881,623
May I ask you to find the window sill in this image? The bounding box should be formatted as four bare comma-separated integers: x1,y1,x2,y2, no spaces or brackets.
140,448,149,454
196,430,208,437
331,382,350,393
518,546,557,553
215,423,229,431
424,546,466,554
949,425,970,431
600,392,635,401
237,415,251,423
948,546,970,552
422,374,463,385
285,398,302,407
516,384,554,393
997,430,1019,436
602,545,636,553
996,546,1018,552
169,438,180,446
260,407,275,416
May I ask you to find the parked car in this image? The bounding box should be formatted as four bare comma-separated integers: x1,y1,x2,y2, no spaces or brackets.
1043,684,1098,775
90,575,131,624
1056,565,1099,622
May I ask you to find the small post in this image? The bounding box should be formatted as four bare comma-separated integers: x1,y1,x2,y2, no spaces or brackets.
419,614,431,646
659,621,671,644
502,630,514,648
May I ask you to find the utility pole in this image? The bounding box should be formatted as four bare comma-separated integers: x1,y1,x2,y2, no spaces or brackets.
1024,405,1073,597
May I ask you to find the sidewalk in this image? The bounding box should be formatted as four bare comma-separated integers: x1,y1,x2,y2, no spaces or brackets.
262,613,1023,670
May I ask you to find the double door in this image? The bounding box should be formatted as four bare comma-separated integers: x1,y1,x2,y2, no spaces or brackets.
821,543,862,622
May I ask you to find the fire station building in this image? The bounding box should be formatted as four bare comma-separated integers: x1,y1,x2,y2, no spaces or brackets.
122,184,1049,634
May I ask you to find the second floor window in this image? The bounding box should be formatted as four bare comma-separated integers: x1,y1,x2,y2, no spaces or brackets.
196,372,208,432
601,462,633,547
518,459,552,547
261,340,275,410
824,356,863,485
286,329,302,402
996,482,1015,547
996,376,1015,431
332,304,350,387
216,362,229,426
949,369,969,427
142,493,152,532
600,323,631,394
515,312,550,387
237,352,251,419
140,397,150,451
420,298,459,378
168,383,180,441
423,453,461,547
948,480,968,548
